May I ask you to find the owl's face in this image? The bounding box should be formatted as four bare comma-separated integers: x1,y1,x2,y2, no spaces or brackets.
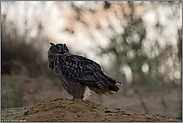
48,43,70,56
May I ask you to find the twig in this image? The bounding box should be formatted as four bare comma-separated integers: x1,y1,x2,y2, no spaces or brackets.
161,95,166,117
136,90,149,114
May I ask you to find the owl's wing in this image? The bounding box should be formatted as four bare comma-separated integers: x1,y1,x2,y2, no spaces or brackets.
56,55,120,91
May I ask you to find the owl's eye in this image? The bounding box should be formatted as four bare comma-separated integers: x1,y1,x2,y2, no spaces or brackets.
64,47,67,50
55,47,59,51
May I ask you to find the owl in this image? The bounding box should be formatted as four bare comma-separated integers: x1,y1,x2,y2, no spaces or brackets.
48,43,121,100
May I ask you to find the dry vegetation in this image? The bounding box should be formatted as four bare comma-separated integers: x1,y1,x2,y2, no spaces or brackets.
1,14,51,78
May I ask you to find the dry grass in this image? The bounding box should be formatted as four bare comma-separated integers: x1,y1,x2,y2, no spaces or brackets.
1,14,51,77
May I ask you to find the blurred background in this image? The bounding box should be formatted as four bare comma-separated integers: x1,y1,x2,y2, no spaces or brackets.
1,1,182,119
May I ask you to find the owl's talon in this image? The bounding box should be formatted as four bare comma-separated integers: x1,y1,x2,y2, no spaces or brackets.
65,98,72,100
65,97,76,100
72,97,77,100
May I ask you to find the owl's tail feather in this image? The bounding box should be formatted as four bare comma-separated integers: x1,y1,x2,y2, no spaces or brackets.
109,84,119,92
99,71,122,85
88,86,114,95
107,76,122,85
95,71,122,91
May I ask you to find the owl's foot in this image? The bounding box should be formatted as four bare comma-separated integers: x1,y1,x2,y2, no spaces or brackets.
65,97,76,100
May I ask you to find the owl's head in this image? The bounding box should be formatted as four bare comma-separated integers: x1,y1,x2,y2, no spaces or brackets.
48,43,70,56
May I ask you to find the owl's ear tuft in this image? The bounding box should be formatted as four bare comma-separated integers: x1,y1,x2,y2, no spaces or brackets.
50,43,55,46
63,44,66,46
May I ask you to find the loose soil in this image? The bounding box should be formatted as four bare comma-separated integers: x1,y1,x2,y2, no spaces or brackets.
1,98,181,122
1,75,182,122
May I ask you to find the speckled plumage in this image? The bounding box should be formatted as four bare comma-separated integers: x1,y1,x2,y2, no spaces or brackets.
48,43,121,100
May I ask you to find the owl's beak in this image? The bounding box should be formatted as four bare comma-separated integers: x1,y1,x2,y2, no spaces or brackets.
59,49,65,53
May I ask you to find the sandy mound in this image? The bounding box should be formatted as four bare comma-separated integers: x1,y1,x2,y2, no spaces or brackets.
1,98,181,122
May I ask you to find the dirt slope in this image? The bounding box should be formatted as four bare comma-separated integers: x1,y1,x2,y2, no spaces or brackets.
1,98,181,122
